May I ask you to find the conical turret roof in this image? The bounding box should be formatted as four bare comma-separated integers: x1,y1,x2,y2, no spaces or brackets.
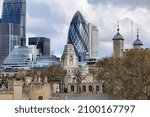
133,29,143,46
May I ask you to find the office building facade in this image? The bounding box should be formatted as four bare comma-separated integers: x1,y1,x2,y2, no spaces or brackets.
0,0,26,64
1,0,26,45
0,23,20,64
3,45,37,70
28,37,50,56
87,23,99,59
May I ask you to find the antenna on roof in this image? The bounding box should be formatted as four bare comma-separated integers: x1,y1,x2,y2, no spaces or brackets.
137,28,139,40
117,21,120,33
131,20,134,44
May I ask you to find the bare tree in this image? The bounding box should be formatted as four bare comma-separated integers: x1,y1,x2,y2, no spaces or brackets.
74,70,84,93
97,50,150,99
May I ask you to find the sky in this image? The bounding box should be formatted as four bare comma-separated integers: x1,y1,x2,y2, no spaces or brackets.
0,0,150,58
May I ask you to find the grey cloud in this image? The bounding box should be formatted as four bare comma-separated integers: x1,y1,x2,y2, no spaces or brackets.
87,0,150,9
27,1,69,37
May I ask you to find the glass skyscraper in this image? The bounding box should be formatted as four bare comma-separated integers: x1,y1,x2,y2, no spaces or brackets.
67,11,99,62
0,0,26,64
0,23,20,64
67,11,89,62
1,0,26,45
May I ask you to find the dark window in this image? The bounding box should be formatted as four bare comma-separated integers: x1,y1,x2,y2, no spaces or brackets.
82,85,86,92
38,96,43,100
89,86,93,92
96,85,100,91
71,85,74,92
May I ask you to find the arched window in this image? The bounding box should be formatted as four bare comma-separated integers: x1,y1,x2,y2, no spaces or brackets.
71,85,74,92
96,85,100,92
89,86,93,92
82,85,86,92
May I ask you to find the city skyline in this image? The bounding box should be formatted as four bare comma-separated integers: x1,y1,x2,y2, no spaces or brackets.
0,0,150,58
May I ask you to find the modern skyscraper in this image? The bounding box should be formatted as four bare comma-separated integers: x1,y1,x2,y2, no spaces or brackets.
0,0,26,64
67,11,99,62
0,23,20,64
28,37,50,56
1,0,26,45
87,23,99,59
67,11,89,62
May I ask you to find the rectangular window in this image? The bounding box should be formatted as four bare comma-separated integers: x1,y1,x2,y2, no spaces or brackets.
38,96,43,100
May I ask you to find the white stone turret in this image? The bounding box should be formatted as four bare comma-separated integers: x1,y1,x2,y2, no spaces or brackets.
112,22,124,58
61,44,78,69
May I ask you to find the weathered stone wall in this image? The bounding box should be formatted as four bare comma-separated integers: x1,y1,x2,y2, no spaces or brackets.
28,84,52,100
0,92,13,100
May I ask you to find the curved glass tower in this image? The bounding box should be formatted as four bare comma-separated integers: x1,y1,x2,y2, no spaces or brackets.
67,11,89,62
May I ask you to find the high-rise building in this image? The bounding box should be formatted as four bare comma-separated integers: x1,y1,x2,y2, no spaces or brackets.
87,23,99,59
67,11,99,62
67,11,89,62
1,0,26,45
0,0,26,64
28,37,50,56
0,23,20,64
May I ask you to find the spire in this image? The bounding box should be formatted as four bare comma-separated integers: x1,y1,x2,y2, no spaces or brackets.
137,28,139,40
113,21,124,40
133,28,143,46
117,21,120,33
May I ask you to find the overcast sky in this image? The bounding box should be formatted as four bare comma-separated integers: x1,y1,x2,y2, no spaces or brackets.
0,0,150,58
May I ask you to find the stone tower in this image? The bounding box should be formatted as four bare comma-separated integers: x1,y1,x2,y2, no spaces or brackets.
133,29,143,49
61,44,78,69
112,22,124,58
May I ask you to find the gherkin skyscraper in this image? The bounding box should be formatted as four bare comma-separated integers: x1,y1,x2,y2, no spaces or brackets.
67,11,89,62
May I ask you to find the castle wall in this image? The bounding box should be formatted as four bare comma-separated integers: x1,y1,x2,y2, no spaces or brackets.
0,92,13,100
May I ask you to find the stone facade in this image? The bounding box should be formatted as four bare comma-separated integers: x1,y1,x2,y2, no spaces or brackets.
113,40,124,58
68,82,102,94
112,27,124,58
112,28,148,58
61,44,78,69
0,78,59,100
61,44,103,94
24,83,52,100
0,80,23,100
